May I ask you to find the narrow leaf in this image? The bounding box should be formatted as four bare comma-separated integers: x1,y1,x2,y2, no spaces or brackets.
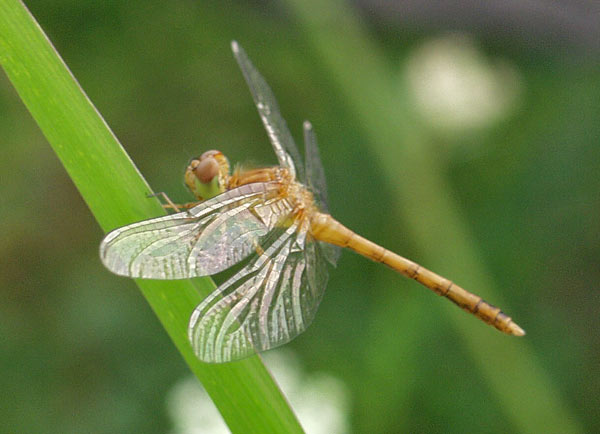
0,1,302,433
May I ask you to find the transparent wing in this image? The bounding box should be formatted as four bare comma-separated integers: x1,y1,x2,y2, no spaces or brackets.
303,120,329,212
303,121,341,266
231,41,305,182
188,220,329,363
100,183,289,279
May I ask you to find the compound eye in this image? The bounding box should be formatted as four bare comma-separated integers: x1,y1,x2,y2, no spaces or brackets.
193,156,219,183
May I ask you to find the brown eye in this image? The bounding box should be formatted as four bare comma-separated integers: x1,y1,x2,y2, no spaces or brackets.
193,157,219,183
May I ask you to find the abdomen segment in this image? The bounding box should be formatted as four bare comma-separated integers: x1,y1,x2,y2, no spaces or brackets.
310,212,525,336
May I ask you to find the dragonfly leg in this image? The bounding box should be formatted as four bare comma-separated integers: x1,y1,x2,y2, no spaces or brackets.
148,192,199,212
148,192,183,212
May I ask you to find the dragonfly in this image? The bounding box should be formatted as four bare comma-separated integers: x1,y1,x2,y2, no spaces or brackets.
100,41,525,363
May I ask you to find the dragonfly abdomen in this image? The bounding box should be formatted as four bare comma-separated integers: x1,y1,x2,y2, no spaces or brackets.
310,212,525,336
407,266,524,336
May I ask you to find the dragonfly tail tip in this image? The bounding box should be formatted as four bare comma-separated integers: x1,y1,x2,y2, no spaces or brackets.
509,322,526,336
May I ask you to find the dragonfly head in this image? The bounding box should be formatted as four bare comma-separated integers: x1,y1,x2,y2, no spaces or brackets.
185,150,230,200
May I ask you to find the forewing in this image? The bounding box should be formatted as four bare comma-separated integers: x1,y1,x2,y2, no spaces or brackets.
303,121,341,266
231,41,305,182
188,221,330,362
100,183,285,279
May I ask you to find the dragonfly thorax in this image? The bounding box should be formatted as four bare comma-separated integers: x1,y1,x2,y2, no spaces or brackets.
230,166,318,220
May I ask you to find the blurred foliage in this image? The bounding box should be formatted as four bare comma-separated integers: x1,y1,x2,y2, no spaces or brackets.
0,1,302,433
0,1,598,433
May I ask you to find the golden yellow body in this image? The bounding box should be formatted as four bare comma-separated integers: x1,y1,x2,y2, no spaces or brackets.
214,164,525,337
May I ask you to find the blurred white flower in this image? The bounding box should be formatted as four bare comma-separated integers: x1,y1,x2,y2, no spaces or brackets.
404,33,521,132
167,375,229,434
166,350,350,434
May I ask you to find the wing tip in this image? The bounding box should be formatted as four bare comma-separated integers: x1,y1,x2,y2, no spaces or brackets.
231,40,240,54
99,230,117,263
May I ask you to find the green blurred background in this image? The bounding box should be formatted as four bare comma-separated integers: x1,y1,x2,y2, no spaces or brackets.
1,1,598,433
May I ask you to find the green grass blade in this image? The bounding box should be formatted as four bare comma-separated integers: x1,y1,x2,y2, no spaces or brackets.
286,1,584,433
0,1,302,433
